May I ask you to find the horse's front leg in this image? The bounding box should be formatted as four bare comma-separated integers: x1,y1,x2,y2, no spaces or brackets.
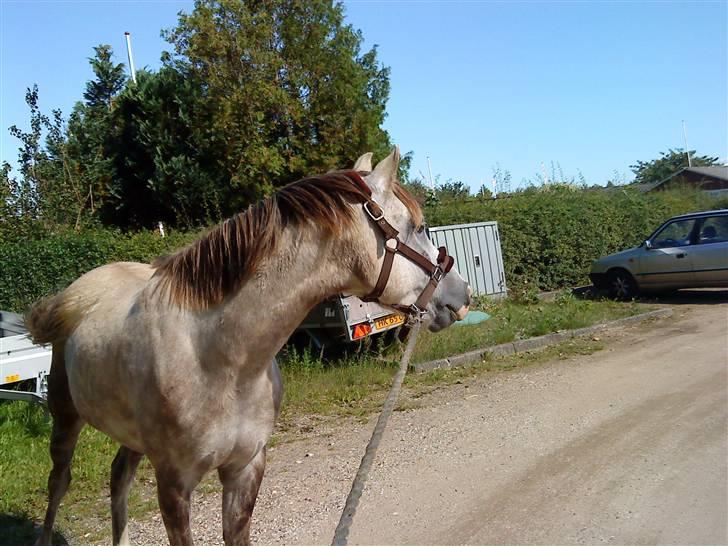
218,448,267,546
154,465,202,546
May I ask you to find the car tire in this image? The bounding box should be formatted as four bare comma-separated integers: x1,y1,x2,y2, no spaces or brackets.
607,269,638,301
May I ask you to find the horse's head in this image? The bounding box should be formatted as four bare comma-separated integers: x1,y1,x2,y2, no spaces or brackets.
353,148,471,332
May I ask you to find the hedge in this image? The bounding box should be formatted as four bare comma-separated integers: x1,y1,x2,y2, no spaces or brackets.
1,186,726,312
0,229,197,312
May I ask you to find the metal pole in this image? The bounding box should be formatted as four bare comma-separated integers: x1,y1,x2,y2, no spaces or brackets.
682,120,692,167
426,156,435,189
124,32,137,84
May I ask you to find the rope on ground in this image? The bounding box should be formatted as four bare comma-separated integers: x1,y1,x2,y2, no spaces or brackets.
331,321,422,546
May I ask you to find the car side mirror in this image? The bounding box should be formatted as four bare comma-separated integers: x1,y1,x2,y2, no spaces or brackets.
644,240,652,250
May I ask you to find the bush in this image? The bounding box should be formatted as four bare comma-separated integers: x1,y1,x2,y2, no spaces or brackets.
0,228,197,312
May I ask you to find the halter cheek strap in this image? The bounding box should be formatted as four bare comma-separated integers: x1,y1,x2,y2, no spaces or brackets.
342,170,455,330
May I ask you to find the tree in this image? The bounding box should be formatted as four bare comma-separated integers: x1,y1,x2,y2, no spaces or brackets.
630,148,719,185
83,45,126,110
162,0,394,213
102,67,225,227
436,180,470,200
64,45,128,224
4,47,129,230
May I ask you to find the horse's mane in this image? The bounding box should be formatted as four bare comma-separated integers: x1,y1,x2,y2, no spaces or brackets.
153,171,423,309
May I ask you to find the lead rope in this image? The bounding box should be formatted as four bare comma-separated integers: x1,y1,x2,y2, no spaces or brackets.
331,321,421,546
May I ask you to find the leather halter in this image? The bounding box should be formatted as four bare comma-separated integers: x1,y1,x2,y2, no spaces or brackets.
343,170,455,329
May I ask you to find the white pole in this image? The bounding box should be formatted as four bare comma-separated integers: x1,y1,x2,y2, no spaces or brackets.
426,156,435,189
681,120,692,167
124,32,137,84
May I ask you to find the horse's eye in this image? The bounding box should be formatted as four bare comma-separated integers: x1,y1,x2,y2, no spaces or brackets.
416,224,426,234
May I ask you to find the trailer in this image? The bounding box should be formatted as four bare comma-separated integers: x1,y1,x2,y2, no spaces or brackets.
0,310,51,404
294,220,506,349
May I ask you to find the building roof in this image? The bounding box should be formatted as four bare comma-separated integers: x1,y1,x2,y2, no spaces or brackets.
683,166,728,181
646,165,728,192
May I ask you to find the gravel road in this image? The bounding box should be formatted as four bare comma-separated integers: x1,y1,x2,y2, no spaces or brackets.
128,296,727,545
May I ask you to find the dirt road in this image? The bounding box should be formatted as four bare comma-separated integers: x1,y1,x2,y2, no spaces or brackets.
131,298,727,545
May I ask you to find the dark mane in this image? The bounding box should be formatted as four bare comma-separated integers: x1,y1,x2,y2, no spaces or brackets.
153,171,422,309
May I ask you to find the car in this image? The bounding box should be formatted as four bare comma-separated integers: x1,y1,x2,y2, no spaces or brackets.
590,209,728,299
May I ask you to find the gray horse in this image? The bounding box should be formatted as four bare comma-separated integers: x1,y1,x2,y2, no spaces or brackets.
26,148,471,546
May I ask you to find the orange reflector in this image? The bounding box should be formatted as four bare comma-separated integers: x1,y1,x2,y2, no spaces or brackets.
352,323,372,340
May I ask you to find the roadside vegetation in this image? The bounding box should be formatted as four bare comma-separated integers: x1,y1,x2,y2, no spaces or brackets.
0,292,648,542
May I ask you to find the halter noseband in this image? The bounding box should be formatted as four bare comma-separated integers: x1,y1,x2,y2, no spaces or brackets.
343,170,455,333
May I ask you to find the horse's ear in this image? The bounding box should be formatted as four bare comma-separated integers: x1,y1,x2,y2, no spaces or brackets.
368,146,400,191
353,152,373,172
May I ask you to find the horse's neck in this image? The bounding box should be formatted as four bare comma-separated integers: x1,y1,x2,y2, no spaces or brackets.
216,225,365,363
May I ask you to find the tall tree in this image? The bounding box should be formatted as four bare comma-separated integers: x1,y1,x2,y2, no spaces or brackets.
102,66,224,227
64,44,128,221
630,148,719,185
83,45,126,109
163,0,393,213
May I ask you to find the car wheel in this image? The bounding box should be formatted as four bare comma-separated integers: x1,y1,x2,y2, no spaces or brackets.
607,270,637,300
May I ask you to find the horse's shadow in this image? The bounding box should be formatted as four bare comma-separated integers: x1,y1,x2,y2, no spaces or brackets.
0,514,69,546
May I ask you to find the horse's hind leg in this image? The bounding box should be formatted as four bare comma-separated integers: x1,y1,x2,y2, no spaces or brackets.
218,448,267,546
110,446,143,546
36,350,84,546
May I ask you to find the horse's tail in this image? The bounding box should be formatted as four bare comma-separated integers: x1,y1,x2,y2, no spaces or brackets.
25,291,84,346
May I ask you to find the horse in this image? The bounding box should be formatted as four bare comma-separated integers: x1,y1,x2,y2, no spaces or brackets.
25,148,471,546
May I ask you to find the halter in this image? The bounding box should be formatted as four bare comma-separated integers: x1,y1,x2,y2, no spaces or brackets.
343,170,455,331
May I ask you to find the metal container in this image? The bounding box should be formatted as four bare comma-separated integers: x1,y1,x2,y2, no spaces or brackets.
428,221,506,298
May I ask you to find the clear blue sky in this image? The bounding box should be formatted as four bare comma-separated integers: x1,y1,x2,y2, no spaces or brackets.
1,0,726,191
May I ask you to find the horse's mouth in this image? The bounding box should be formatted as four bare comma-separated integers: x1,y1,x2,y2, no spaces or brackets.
448,304,469,321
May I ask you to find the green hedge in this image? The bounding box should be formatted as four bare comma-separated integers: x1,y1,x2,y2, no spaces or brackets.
0,229,196,312
2,187,726,312
426,186,728,291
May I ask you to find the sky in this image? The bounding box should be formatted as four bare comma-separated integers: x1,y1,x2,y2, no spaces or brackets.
1,0,726,192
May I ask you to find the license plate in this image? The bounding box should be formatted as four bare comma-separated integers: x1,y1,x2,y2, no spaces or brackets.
374,314,405,330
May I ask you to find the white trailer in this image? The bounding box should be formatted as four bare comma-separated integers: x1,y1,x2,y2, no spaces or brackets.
0,310,51,404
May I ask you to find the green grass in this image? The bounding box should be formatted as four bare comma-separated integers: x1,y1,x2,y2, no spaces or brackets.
0,294,648,543
411,291,643,363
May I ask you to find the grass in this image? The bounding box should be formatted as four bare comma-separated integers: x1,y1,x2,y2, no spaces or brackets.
412,290,642,362
0,293,647,543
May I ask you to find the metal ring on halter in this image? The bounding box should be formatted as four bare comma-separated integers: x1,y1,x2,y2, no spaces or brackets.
363,201,384,221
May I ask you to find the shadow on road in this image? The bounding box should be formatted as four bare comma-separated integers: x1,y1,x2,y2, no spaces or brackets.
637,289,728,305
0,514,69,546
573,286,728,305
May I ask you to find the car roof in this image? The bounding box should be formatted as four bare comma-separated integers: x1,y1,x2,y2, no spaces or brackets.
668,209,728,221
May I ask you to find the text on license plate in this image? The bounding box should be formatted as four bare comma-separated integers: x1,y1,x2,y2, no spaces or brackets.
374,314,405,330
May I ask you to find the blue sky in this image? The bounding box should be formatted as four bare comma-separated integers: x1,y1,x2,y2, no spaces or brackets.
1,0,726,191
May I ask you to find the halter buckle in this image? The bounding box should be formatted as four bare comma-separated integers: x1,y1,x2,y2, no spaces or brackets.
432,266,444,282
363,201,384,222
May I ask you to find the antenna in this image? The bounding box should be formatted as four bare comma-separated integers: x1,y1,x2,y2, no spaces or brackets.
124,32,137,84
426,156,435,189
681,120,692,167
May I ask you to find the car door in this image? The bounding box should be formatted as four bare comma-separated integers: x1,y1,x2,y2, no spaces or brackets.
690,214,728,286
637,218,696,288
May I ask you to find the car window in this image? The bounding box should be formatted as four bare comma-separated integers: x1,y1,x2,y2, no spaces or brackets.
697,216,728,244
651,219,696,249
